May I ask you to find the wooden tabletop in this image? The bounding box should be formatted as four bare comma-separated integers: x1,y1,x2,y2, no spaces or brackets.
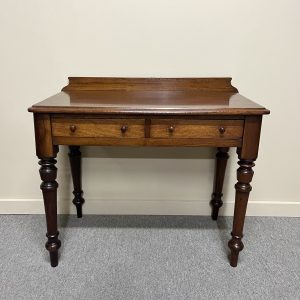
28,77,270,115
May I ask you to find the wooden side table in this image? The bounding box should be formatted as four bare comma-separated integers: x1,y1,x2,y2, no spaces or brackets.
28,77,270,267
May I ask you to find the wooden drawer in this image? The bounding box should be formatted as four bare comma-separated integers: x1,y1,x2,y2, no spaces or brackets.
150,119,244,139
52,118,145,138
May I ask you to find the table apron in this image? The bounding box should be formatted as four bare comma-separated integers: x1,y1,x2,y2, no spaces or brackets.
52,136,242,147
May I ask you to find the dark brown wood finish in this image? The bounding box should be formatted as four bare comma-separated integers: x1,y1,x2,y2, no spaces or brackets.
39,157,61,267
210,147,230,220
62,77,239,92
52,118,145,139
28,78,269,267
228,116,262,267
33,114,55,157
33,112,61,267
68,146,85,218
28,77,269,116
150,120,244,139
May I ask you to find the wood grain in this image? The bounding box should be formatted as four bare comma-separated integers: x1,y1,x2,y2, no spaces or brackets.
240,116,262,159
34,114,55,158
52,136,242,147
52,118,145,139
150,119,244,139
28,77,270,115
62,77,239,92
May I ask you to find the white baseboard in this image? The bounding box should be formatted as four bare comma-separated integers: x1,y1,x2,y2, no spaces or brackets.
0,199,299,217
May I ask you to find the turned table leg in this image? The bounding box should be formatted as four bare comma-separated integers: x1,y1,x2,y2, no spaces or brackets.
228,158,255,267
210,147,229,220
228,116,262,267
68,146,85,218
39,158,61,267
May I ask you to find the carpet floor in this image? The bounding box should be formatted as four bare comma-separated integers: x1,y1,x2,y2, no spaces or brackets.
0,215,299,300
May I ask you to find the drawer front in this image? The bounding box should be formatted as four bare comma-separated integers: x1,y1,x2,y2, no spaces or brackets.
52,118,145,138
150,120,244,139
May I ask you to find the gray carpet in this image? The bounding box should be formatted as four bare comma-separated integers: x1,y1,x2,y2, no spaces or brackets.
0,215,299,300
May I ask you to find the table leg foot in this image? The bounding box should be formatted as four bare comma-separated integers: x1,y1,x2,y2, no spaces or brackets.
73,195,83,218
210,147,229,220
69,146,85,218
228,234,244,267
46,232,61,267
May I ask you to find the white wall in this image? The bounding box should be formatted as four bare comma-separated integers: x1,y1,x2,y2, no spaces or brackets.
0,0,299,216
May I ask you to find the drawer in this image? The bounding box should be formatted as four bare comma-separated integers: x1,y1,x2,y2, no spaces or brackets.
52,118,145,138
150,119,244,139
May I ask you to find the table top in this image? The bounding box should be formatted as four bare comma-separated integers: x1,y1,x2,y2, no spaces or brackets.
28,77,270,116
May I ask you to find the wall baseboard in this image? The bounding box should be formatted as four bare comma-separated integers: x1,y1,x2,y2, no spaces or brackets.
0,199,299,217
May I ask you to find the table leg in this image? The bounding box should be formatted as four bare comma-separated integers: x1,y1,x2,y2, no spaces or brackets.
68,146,85,218
228,116,262,267
210,147,229,220
228,157,255,267
39,158,61,267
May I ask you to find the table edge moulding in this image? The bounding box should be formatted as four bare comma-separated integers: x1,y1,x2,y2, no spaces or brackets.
28,77,270,268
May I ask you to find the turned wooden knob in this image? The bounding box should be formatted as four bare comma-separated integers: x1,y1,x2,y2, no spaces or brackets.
121,125,128,133
70,125,77,133
168,125,175,133
219,127,226,134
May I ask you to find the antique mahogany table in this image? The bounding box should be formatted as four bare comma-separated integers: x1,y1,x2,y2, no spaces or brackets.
28,77,269,267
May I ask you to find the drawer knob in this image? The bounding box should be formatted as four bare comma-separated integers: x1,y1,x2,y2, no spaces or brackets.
121,125,128,133
70,125,77,133
168,125,175,133
219,127,226,134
